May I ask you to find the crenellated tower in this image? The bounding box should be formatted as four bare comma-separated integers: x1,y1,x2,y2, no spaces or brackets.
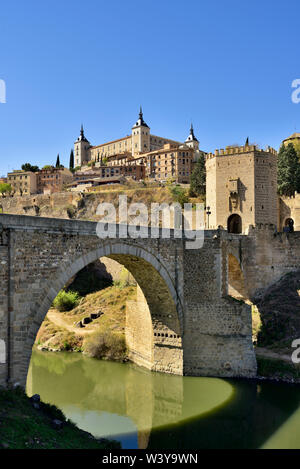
205,144,278,233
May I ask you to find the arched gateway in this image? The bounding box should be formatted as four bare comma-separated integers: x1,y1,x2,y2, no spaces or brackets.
227,214,242,234
0,214,258,387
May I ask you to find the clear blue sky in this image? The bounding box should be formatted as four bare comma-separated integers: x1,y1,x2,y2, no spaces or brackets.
1,0,300,175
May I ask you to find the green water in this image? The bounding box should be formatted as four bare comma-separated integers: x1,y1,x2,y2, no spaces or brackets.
27,349,300,449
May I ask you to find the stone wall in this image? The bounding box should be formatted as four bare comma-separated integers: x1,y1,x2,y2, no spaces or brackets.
182,233,256,377
126,286,153,370
223,225,300,300
279,194,300,231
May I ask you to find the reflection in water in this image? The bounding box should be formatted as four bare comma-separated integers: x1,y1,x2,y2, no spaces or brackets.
27,349,300,449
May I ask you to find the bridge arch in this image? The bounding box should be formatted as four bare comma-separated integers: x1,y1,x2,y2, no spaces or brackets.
20,241,184,387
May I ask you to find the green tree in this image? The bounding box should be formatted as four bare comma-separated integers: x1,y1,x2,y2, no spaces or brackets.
69,149,74,170
21,163,39,172
42,165,53,170
0,183,12,197
189,153,206,197
277,143,300,196
56,154,60,168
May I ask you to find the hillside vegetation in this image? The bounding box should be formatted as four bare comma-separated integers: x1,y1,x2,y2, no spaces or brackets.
0,181,205,223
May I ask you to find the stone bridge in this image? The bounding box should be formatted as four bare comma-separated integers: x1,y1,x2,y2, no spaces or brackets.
0,214,299,387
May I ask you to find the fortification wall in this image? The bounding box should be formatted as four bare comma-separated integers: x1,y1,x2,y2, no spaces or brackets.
279,194,300,231
226,225,300,299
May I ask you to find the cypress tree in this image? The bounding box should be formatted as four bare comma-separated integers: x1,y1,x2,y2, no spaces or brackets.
277,143,300,196
56,154,60,168
189,152,206,197
69,149,74,170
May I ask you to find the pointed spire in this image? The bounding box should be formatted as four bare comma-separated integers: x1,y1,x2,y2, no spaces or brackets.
185,122,199,143
132,106,149,128
77,124,89,142
190,122,195,137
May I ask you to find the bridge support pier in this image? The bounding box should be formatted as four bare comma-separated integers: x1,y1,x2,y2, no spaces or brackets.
182,236,257,378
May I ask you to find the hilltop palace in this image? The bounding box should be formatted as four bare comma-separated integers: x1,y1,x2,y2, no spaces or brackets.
74,108,204,184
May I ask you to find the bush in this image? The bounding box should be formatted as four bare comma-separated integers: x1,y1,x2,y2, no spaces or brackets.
83,331,127,361
53,290,79,312
169,185,189,207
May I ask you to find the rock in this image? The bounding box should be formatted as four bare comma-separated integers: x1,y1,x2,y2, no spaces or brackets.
52,419,64,430
90,313,99,320
83,317,92,325
30,394,40,403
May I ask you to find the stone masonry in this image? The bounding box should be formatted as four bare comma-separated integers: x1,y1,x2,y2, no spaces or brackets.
3,214,300,387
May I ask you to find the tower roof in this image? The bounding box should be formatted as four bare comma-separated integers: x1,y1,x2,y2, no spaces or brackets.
283,132,300,142
185,123,199,143
77,124,89,142
132,106,149,129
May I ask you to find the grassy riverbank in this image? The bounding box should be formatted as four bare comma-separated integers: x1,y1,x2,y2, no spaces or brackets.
0,386,120,449
36,283,136,361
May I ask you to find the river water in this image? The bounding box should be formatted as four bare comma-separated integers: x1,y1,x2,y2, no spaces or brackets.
26,349,300,449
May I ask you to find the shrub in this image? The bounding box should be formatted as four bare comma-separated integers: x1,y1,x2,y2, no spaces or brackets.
53,290,79,312
168,185,189,207
83,331,127,361
66,205,76,219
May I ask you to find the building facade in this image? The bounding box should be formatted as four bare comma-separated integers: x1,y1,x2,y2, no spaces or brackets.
205,145,278,233
74,109,203,181
7,170,37,196
37,167,73,194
